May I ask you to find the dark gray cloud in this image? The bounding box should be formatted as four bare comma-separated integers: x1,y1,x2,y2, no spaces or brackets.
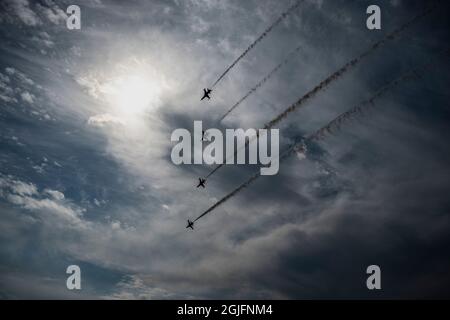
0,0,449,299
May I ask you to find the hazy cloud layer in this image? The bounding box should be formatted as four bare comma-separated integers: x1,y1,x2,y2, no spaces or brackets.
0,0,449,299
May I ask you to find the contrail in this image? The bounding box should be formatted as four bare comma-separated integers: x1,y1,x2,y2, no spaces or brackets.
219,45,303,122
204,4,438,180
210,0,304,89
194,55,444,224
194,172,260,222
262,3,438,130
195,147,292,223
307,52,448,142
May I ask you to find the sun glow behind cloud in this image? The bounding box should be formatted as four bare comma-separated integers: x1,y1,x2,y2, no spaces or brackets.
79,57,175,184
100,73,159,116
80,58,171,125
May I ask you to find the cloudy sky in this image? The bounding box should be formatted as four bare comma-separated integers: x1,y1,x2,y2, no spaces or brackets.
0,0,449,299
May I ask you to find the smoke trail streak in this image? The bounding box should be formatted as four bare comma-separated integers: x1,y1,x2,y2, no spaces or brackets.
204,4,438,180
307,53,448,142
195,147,292,222
194,172,260,222
262,3,438,130
219,45,303,122
210,0,304,89
194,55,444,224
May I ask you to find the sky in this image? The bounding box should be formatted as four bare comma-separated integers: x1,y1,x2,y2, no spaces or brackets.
0,0,449,299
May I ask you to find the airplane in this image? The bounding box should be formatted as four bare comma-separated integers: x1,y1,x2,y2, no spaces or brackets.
201,130,209,141
201,88,212,101
196,178,206,188
186,219,194,230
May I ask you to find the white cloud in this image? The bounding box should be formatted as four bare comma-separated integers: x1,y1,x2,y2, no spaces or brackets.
20,91,35,104
0,93,17,103
16,72,34,86
0,67,42,105
32,31,54,48
190,16,210,33
6,67,34,86
5,67,15,75
6,0,42,26
76,76,101,99
43,189,65,201
3,0,69,26
296,151,307,160
104,275,185,300
36,2,67,25
7,194,84,224
0,174,86,227
0,72,10,83
111,221,121,230
0,81,13,94
88,114,125,127
3,178,38,196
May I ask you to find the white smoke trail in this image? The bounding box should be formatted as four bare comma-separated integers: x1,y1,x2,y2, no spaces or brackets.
193,53,445,224
219,45,303,121
210,0,304,88
263,4,438,130
204,4,439,180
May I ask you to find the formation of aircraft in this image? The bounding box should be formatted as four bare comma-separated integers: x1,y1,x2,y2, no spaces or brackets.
185,179,205,230
187,1,304,229
184,3,439,231
196,178,206,188
201,88,212,100
185,90,211,230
